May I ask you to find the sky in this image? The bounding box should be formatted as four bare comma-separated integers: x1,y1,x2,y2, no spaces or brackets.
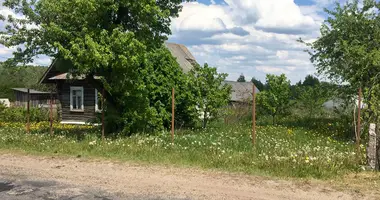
0,0,349,83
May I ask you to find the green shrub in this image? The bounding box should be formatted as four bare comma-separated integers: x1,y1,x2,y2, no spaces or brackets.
0,107,50,122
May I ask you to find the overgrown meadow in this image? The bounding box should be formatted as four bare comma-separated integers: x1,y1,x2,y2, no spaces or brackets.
0,121,364,179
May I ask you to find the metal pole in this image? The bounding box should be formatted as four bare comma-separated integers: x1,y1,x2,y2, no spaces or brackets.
171,88,175,144
252,84,256,146
357,87,362,154
49,91,53,136
102,88,105,141
26,88,30,134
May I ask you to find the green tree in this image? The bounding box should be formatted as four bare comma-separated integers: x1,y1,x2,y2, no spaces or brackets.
302,0,380,122
237,74,246,82
251,77,265,91
257,74,291,124
189,63,231,128
0,0,196,134
302,75,320,87
296,85,330,118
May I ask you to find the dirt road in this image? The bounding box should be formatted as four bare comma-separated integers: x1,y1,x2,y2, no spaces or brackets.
0,153,377,200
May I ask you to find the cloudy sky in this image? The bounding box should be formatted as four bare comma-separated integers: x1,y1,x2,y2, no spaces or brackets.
0,0,346,83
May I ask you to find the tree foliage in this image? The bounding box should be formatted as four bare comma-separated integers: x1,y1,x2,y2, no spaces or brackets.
257,74,291,124
0,0,184,63
302,75,320,87
296,84,330,118
189,63,231,128
237,74,246,82
251,77,265,91
303,0,380,121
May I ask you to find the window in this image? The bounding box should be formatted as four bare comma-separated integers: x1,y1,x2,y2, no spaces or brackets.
70,86,84,111
95,89,102,113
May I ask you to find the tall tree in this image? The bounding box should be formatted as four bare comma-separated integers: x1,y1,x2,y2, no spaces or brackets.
302,0,380,122
251,77,265,91
237,74,246,82
0,0,197,134
256,74,291,124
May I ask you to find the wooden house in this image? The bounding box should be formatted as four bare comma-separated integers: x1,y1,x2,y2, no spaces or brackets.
39,43,197,125
223,81,260,106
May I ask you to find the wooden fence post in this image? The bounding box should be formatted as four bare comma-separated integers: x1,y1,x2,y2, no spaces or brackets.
26,88,30,134
171,88,175,144
252,84,256,146
102,88,105,141
49,91,53,136
368,123,377,170
356,87,362,154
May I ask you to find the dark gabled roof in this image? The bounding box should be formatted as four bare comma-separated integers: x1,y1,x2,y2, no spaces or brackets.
12,88,51,94
39,43,197,83
223,81,260,102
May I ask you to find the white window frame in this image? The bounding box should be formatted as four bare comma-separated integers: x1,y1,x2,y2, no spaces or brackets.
70,86,84,112
95,89,102,113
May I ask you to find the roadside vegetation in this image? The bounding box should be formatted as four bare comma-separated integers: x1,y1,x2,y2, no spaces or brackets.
0,110,365,179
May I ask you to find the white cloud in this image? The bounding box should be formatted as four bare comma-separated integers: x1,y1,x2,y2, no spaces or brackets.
169,1,327,83
224,0,319,34
276,51,289,59
286,66,297,71
0,45,14,56
256,66,289,74
171,3,233,32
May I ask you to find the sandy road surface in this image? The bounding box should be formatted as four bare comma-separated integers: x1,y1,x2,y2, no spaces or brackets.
0,153,377,200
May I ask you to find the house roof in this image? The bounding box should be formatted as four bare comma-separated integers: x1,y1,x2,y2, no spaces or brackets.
12,88,51,94
39,43,197,84
48,73,101,80
223,81,260,102
165,42,197,73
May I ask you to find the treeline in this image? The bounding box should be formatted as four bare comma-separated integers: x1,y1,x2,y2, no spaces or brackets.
0,62,48,100
237,74,343,98
237,73,356,124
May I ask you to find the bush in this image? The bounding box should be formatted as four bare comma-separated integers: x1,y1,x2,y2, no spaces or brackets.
0,107,51,122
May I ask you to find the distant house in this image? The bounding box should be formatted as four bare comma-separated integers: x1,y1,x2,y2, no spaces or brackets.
12,88,56,108
323,97,365,110
39,42,197,124
223,81,260,106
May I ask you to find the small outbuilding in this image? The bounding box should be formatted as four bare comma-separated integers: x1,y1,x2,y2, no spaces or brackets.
12,88,56,107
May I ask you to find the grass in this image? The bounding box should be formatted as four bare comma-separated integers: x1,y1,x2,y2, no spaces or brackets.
0,120,365,179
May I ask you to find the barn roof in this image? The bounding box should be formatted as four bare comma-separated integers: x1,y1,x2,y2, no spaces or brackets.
223,81,260,102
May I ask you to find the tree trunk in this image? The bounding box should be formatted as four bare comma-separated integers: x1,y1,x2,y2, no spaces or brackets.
203,110,207,129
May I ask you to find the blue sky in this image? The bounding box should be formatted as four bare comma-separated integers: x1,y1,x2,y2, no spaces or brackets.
0,0,347,83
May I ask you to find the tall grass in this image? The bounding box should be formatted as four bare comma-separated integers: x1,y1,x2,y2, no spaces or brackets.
0,121,364,179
